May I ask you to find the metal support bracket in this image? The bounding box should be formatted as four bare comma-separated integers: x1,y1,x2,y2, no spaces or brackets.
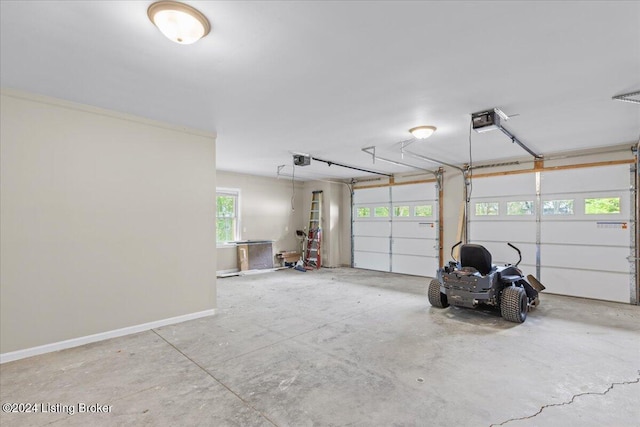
362,146,437,176
400,139,465,172
612,90,640,104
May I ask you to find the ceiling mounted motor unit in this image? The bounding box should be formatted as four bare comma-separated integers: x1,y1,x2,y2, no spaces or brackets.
472,110,501,133
293,154,311,166
469,108,542,159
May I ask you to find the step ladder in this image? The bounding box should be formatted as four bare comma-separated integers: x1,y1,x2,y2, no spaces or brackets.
305,190,323,269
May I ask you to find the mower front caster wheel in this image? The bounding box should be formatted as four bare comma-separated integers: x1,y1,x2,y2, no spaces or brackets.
501,286,528,323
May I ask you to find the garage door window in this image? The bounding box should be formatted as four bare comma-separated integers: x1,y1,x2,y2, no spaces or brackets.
507,201,534,216
475,202,499,216
585,197,620,214
414,205,433,217
374,207,389,217
357,207,371,217
394,206,410,217
543,199,574,215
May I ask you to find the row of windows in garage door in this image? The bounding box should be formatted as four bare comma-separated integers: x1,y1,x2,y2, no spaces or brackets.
475,197,621,216
355,197,620,218
356,205,433,218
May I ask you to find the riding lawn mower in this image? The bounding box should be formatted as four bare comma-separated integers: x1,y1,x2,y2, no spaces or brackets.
428,242,545,323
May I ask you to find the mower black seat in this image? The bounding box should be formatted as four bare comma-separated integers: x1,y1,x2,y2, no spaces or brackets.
460,244,492,275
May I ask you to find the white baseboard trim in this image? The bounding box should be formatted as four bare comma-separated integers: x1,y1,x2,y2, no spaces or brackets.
0,309,216,364
216,268,240,277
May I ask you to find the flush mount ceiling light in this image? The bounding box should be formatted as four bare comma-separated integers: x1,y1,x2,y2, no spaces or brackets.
409,125,437,139
148,1,211,45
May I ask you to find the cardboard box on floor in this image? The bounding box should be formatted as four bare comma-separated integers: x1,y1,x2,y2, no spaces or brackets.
277,251,301,264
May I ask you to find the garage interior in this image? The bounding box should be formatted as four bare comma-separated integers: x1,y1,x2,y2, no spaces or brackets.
1,1,639,426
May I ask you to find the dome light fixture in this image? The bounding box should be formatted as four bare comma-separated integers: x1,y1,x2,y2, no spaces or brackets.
148,1,211,45
409,125,437,139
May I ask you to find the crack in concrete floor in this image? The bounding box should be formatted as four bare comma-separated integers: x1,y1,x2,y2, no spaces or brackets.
489,375,640,426
151,330,280,427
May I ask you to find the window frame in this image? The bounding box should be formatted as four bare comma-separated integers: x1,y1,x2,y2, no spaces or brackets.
584,197,621,215
506,200,534,216
414,205,433,217
475,201,499,216
216,188,241,246
374,206,390,217
393,206,410,217
542,199,574,216
356,207,371,218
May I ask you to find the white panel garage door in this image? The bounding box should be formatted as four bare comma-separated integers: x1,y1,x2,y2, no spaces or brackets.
469,163,635,303
353,187,391,272
391,183,439,276
540,165,633,303
353,183,439,276
469,173,537,270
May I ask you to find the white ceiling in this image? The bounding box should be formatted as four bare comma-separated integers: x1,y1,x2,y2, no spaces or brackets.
2,1,639,180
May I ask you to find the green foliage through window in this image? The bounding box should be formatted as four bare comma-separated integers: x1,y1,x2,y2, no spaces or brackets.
216,193,238,242
507,201,534,216
475,202,499,216
585,197,620,214
414,205,433,217
394,206,410,217
374,206,389,217
357,207,371,217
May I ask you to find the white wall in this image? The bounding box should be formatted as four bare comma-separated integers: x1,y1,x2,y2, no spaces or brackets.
0,90,217,354
216,171,305,272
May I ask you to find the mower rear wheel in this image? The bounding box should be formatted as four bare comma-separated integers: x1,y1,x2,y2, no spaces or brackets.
501,286,527,323
428,279,449,308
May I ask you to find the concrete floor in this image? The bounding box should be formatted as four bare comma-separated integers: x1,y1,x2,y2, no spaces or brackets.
1,267,639,426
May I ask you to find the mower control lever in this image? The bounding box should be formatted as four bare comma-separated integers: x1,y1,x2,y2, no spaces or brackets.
451,241,462,262
507,243,522,267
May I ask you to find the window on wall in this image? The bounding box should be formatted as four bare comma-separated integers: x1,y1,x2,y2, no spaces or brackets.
585,197,621,214
374,206,389,217
475,202,499,216
414,205,433,217
394,206,410,217
216,189,239,243
543,199,574,215
507,201,534,216
357,207,371,217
